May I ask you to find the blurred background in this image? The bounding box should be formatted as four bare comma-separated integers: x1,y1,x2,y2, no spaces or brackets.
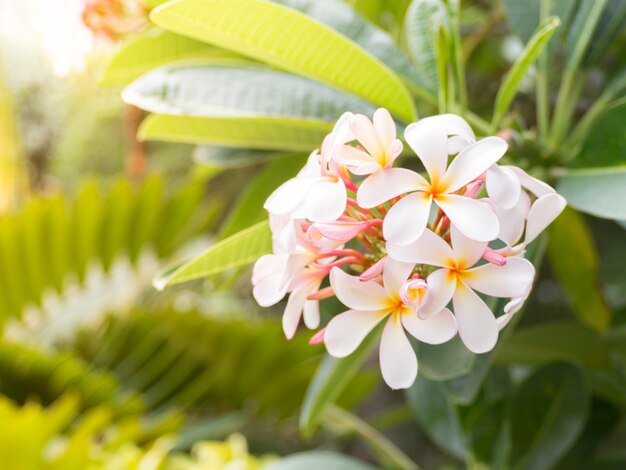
0,0,625,468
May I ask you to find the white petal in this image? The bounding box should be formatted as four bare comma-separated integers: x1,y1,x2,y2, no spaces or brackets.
357,168,427,208
402,307,457,344
253,274,287,307
436,194,499,242
283,282,316,339
383,258,415,298
452,281,499,353
487,165,521,209
330,267,389,311
333,145,376,167
419,268,457,317
380,316,417,389
450,224,488,268
434,114,476,141
525,193,567,244
440,137,508,192
303,300,320,329
373,108,396,148
386,139,403,166
447,135,475,154
312,220,374,241
294,178,347,222
350,113,384,157
325,309,386,357
492,193,530,246
252,254,284,285
509,166,555,197
264,176,320,215
404,118,449,183
463,257,535,298
387,229,454,267
383,192,433,245
329,112,355,147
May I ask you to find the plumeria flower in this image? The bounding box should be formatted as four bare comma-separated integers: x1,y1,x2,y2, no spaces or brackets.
357,116,507,244
387,226,535,353
488,166,566,251
264,114,354,223
324,259,457,389
333,108,403,175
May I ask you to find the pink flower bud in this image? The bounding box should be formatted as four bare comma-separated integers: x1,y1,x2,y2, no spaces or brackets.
309,328,326,345
399,277,429,309
482,247,507,266
359,256,387,281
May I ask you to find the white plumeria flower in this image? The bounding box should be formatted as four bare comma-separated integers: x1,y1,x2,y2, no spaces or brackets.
357,116,507,244
333,108,403,175
253,255,335,339
325,259,457,389
387,226,535,354
488,166,566,250
264,114,354,223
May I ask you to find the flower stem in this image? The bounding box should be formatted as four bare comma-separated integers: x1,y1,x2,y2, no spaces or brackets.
324,405,422,470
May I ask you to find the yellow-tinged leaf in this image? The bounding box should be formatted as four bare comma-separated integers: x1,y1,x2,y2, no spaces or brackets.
150,0,416,121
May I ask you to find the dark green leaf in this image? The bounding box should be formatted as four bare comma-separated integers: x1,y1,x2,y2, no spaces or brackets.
405,376,466,459
508,362,589,470
547,208,611,331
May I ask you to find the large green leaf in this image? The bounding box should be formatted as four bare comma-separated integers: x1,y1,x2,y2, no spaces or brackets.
492,16,560,127
123,64,376,119
100,29,245,87
219,155,306,239
508,362,589,470
547,208,611,332
572,101,626,169
139,114,332,151
404,0,447,94
265,451,376,470
271,0,430,96
557,167,626,220
405,377,466,459
194,147,287,168
495,322,611,368
150,0,416,121
154,220,272,289
299,326,380,438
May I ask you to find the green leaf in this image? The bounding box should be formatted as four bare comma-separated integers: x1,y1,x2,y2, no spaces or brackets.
417,336,476,381
123,64,376,119
495,321,611,368
150,0,416,121
299,326,380,438
558,167,626,220
404,0,447,94
572,101,626,169
271,0,430,97
508,362,589,470
100,29,244,87
193,147,286,168
492,16,560,127
264,451,376,470
405,377,466,459
154,220,272,289
503,0,574,44
219,154,306,239
139,114,332,151
547,208,611,331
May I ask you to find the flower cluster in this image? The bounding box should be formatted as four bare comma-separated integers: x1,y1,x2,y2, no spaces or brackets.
252,110,566,389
